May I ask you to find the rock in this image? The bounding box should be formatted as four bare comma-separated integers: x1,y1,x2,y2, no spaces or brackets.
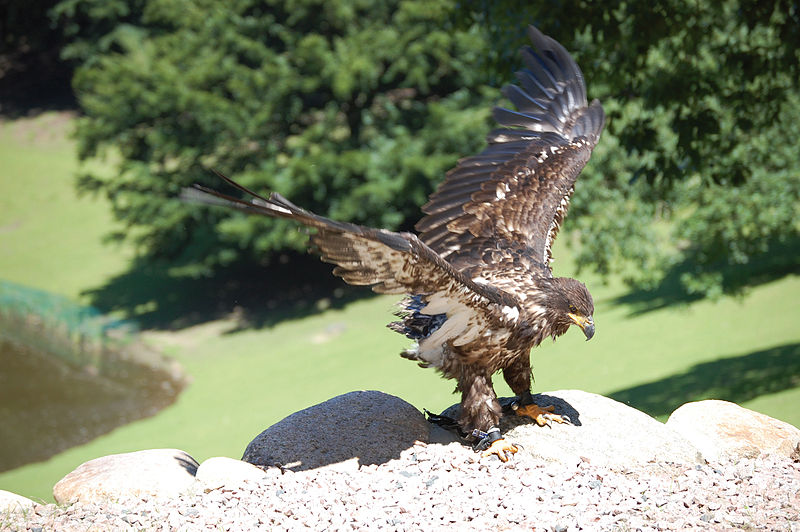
53,449,199,504
0,490,35,513
243,390,430,471
666,399,800,462
441,389,704,466
195,456,268,489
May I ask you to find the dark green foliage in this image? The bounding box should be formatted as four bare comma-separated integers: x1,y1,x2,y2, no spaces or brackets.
1,0,75,115
2,1,58,55
60,0,800,296
60,0,495,274
469,1,800,296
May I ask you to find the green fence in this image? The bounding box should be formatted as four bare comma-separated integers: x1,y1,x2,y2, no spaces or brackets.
0,279,184,385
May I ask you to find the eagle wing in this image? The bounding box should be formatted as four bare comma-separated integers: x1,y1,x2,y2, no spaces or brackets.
416,26,605,273
184,173,519,314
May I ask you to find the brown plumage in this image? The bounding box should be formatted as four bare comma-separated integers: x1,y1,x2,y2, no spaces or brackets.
186,26,604,458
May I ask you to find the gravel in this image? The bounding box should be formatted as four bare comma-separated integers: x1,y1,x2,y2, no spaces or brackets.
7,441,800,531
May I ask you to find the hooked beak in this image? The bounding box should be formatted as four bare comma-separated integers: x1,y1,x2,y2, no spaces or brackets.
568,313,595,341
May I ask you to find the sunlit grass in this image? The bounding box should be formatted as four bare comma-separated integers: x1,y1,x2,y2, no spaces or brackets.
0,112,798,502
0,112,133,303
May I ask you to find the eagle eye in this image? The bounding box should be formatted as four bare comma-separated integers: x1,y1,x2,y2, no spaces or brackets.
568,304,578,313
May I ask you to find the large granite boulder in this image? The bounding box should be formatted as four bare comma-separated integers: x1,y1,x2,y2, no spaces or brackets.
53,449,199,504
442,389,704,466
666,399,800,461
242,390,431,471
47,391,799,508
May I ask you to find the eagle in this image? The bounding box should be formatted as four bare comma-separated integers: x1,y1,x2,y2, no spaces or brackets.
186,25,604,461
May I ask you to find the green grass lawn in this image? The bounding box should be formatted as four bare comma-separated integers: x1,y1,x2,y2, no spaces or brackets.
1,112,798,503
0,113,134,302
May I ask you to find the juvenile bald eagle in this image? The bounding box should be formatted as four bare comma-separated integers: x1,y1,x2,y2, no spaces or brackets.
186,26,604,461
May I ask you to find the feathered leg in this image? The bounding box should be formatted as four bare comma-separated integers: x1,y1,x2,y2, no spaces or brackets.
458,364,517,461
503,356,570,427
502,354,533,396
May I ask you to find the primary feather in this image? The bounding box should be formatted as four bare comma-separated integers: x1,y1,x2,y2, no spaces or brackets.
417,25,604,271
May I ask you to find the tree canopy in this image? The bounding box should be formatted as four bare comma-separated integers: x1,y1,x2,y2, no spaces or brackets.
55,0,800,297
56,0,495,275
475,1,800,297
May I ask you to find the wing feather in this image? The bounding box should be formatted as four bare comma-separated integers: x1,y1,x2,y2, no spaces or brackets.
183,178,519,310
501,84,547,114
417,25,605,272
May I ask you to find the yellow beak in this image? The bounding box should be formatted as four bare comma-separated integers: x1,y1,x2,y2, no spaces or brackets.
568,313,595,340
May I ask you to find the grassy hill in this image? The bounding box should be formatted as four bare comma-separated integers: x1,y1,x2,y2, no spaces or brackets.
0,112,133,300
1,112,798,502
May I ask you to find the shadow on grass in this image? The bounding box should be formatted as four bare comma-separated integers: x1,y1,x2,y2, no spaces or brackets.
82,252,375,331
614,238,800,316
608,342,800,420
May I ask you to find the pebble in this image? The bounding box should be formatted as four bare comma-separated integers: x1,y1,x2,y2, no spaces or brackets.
6,444,800,531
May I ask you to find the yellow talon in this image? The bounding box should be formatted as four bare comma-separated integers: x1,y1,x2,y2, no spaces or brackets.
514,403,570,427
480,438,519,462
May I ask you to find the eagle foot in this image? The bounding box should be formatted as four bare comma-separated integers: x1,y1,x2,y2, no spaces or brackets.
513,402,571,427
480,438,519,462
472,427,518,462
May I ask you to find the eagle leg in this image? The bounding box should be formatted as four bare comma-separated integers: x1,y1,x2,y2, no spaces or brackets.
456,365,523,461
457,366,502,435
511,391,571,427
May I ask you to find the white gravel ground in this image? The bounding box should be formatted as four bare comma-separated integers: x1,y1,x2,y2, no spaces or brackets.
7,441,800,531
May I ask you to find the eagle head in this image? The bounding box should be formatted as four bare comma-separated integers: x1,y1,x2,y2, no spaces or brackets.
542,277,595,341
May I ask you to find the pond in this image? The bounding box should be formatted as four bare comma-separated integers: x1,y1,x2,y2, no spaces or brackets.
0,280,187,471
0,336,185,472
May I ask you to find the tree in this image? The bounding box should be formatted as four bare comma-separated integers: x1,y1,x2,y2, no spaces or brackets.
57,0,496,275
466,0,800,297
0,0,75,115
59,0,800,297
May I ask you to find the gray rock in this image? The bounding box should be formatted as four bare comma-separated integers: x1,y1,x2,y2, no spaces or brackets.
441,389,704,466
195,456,268,489
242,390,430,470
53,449,199,504
666,399,800,462
0,489,36,513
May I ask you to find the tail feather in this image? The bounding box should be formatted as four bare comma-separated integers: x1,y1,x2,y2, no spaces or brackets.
388,295,447,341
181,183,294,219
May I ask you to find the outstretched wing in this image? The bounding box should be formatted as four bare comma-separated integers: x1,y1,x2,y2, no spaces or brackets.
183,172,519,310
416,26,605,272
